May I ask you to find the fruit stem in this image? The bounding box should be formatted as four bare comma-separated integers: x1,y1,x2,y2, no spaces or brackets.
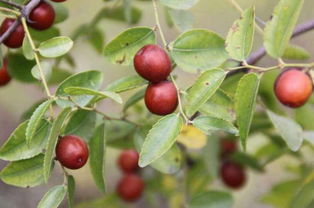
21,17,52,98
227,0,264,35
152,0,167,48
0,17,20,44
170,75,190,124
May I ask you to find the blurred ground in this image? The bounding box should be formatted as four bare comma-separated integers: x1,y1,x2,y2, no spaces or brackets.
0,0,314,207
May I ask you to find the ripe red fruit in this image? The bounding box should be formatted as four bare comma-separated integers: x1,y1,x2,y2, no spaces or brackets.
0,18,25,48
274,68,313,108
134,44,171,83
145,80,178,115
118,149,139,173
28,2,55,30
220,139,237,158
56,135,89,169
117,174,144,202
0,59,11,86
220,161,246,189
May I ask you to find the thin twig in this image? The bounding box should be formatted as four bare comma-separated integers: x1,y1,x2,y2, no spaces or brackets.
0,18,20,43
152,0,167,48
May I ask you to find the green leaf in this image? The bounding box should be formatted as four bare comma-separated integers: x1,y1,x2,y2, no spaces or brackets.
235,73,260,150
38,36,73,58
290,178,314,208
26,100,54,144
264,0,304,58
170,29,228,73
160,0,199,10
189,190,233,208
31,61,52,81
22,36,34,60
185,68,226,116
64,87,122,104
89,123,106,192
193,116,238,135
0,120,50,161
44,108,71,182
105,75,147,93
231,151,264,172
103,27,156,65
48,68,72,85
134,127,182,174
56,70,103,108
266,110,303,151
167,8,194,32
67,175,75,208
283,45,311,60
21,99,47,121
0,154,45,187
7,54,36,83
202,136,220,179
139,114,183,167
261,180,300,208
51,2,69,24
37,185,67,208
64,109,97,141
199,102,234,122
123,88,145,111
95,6,142,24
226,7,255,61
105,120,136,146
87,27,104,54
30,27,60,42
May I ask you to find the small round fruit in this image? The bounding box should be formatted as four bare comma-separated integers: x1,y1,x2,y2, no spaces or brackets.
133,44,171,83
29,2,55,30
118,149,139,173
0,59,11,86
56,135,89,169
145,80,178,115
0,18,25,48
117,174,144,202
220,139,237,158
220,161,246,189
274,68,313,108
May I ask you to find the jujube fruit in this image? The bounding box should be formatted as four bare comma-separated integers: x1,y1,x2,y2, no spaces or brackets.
220,139,237,158
0,18,25,48
117,174,144,202
220,161,246,189
145,80,178,115
0,59,11,86
118,149,139,173
28,2,55,30
274,68,313,108
134,44,171,83
56,135,89,169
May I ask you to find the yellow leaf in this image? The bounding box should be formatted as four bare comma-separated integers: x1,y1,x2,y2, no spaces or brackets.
177,125,207,149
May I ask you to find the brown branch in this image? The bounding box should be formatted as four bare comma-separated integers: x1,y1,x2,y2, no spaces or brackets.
0,18,20,43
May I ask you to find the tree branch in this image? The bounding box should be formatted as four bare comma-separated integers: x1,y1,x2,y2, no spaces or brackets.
0,0,41,44
0,0,22,9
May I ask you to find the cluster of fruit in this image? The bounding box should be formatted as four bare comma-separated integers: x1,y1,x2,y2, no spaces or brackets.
219,139,246,189
116,149,144,202
134,44,178,115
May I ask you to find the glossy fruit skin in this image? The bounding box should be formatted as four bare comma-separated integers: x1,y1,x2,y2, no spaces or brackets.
220,161,246,189
0,59,11,86
145,80,178,115
0,18,25,48
29,2,55,30
56,135,89,169
274,68,313,108
117,174,144,202
220,139,237,158
134,44,171,83
118,149,139,173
